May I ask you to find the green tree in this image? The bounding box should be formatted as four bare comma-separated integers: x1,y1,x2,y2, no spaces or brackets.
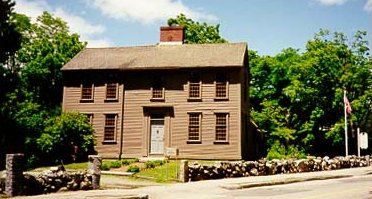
167,14,227,44
0,0,21,63
250,29,372,158
17,11,86,108
0,0,22,170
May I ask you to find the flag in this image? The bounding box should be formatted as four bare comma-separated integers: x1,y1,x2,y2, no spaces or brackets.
344,94,352,114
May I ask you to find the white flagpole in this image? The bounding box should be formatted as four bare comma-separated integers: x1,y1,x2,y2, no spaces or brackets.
344,90,349,156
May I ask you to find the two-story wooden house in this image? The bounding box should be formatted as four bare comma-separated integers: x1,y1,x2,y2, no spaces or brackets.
61,26,254,160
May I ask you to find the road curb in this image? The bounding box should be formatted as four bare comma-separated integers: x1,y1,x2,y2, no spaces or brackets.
220,175,352,190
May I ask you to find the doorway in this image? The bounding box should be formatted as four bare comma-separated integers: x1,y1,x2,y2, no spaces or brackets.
150,117,165,154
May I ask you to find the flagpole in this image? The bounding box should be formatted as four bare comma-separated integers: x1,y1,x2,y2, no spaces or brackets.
344,90,349,156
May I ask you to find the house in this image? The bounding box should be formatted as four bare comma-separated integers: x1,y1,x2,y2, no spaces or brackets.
61,26,255,160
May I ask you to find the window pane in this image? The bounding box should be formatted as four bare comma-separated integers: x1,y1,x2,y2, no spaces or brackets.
188,113,200,141
152,89,163,98
82,85,92,99
215,114,227,141
104,114,116,141
216,73,227,98
106,83,117,99
189,83,200,98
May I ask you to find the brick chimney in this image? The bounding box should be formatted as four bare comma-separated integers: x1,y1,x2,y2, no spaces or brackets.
159,26,184,45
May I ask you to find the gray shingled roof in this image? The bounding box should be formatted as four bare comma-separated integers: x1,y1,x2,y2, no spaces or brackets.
61,42,247,71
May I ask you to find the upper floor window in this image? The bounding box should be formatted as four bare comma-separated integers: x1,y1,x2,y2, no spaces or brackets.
151,77,165,101
104,114,117,142
105,83,118,101
215,113,229,143
215,73,228,100
187,112,202,143
188,73,201,100
81,84,94,102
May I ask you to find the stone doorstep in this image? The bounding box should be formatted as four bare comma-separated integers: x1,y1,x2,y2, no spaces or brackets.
219,174,353,190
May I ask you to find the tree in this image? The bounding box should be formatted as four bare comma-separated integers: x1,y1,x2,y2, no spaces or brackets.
17,11,86,108
250,29,372,158
0,0,21,64
167,14,227,44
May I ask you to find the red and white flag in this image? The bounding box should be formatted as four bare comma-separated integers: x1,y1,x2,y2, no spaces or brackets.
344,95,352,114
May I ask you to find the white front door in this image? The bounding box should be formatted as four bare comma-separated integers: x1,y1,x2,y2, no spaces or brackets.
150,119,164,154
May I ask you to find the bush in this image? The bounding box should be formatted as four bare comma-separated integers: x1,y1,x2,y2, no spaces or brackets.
127,165,140,173
110,160,122,168
145,161,156,169
36,112,96,164
101,162,110,171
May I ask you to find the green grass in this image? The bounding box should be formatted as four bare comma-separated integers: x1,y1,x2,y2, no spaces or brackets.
135,160,180,183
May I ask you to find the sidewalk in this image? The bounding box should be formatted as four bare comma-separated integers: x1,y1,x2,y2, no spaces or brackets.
14,166,372,199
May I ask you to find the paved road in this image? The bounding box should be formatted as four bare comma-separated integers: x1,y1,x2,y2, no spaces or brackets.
229,175,372,199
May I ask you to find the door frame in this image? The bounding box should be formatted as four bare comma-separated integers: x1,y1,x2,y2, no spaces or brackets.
149,117,165,155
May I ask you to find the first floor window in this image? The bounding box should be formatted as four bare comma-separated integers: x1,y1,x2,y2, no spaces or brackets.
188,113,201,142
104,114,116,141
215,113,228,142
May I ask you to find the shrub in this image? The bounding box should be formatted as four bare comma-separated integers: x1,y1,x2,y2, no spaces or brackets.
37,112,96,164
101,162,110,171
145,161,156,169
121,159,131,166
154,160,165,166
127,165,140,173
110,160,122,168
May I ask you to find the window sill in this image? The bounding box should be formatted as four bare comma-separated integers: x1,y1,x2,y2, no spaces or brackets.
214,141,229,145
187,98,202,102
102,141,117,145
150,98,165,102
104,99,119,102
80,99,94,103
187,140,202,144
214,97,229,101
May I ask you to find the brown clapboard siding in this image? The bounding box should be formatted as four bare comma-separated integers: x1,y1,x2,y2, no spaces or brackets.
62,41,250,160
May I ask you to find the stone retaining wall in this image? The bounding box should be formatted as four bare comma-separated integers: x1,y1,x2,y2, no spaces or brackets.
1,167,93,195
188,155,371,181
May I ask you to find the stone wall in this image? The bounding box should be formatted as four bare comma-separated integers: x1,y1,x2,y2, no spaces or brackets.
1,167,93,195
23,166,93,195
188,155,371,181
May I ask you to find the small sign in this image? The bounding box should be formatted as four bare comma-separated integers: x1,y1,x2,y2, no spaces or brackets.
360,132,368,149
165,147,178,156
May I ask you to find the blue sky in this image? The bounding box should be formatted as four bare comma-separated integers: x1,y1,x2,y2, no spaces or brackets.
15,0,372,55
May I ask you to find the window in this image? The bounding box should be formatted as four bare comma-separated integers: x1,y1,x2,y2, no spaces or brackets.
81,84,94,101
215,73,228,99
215,113,228,142
187,113,201,143
151,77,165,100
105,83,118,101
188,73,201,100
104,114,117,142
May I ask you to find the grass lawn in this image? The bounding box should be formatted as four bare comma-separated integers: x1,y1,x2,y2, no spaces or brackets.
135,160,180,183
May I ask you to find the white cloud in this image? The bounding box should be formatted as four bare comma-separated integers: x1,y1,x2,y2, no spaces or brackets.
14,0,110,47
88,0,216,24
313,0,348,6
364,0,372,11
85,38,113,48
